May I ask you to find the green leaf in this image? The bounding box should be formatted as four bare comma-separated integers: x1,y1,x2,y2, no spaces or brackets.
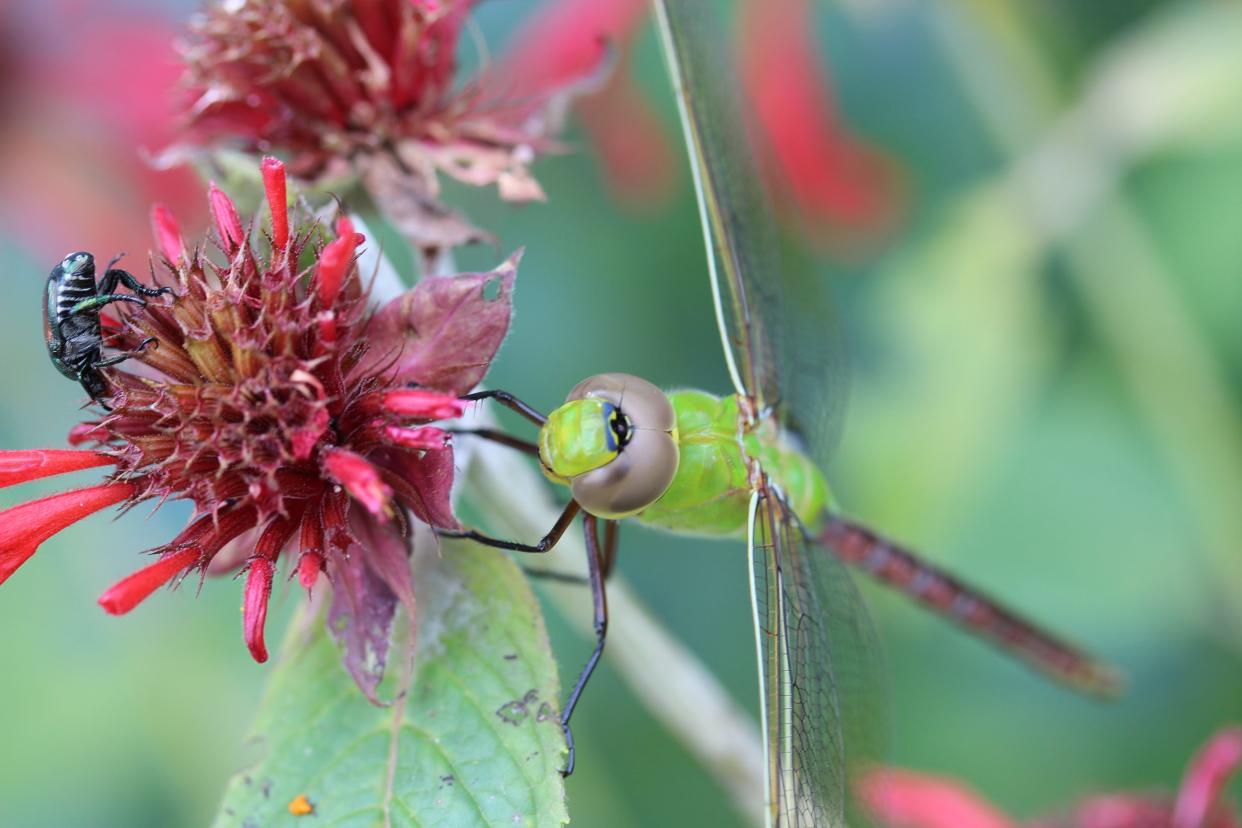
212,541,568,828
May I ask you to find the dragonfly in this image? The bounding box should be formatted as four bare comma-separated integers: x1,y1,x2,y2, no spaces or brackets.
445,1,1119,824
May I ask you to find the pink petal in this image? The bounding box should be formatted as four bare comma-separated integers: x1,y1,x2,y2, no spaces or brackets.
98,547,200,616
0,449,115,490
261,156,289,251
1174,727,1242,828
208,181,245,252
384,425,451,450
858,768,1019,828
151,203,185,264
323,448,393,519
297,551,324,593
0,482,135,585
356,251,519,394
737,0,900,236
380,390,466,421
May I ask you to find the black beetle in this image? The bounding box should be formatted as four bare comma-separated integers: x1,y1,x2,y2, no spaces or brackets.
44,251,171,408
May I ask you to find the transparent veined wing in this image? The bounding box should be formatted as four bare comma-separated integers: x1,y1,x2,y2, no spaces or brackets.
748,488,885,827
653,0,850,466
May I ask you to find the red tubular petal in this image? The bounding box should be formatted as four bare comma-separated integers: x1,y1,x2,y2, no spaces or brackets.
243,558,275,662
316,217,359,307
0,482,134,585
737,0,899,234
261,156,289,251
0,449,115,490
151,203,185,264
297,551,324,593
382,389,466,420
208,181,245,252
323,449,393,518
857,768,1019,828
97,547,200,616
67,423,110,447
384,425,451,450
1173,727,1242,828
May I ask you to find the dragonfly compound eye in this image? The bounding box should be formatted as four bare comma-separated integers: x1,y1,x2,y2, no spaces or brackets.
560,373,679,519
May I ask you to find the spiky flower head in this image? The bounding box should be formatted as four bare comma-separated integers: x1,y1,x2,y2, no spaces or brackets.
178,0,598,254
1,158,518,700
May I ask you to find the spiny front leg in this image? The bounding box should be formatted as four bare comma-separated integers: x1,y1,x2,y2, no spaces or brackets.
97,260,173,298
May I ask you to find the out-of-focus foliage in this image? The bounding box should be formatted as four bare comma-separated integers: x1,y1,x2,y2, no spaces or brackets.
1,1,1241,827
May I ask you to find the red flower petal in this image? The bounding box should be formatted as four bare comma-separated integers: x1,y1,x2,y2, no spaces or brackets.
0,482,134,585
208,181,245,252
297,551,324,593
384,425,451,450
1174,727,1242,828
261,156,288,251
323,449,393,518
858,768,1019,828
0,449,114,490
151,203,185,264
243,558,275,663
737,0,900,236
97,547,200,616
381,390,466,421
316,217,360,307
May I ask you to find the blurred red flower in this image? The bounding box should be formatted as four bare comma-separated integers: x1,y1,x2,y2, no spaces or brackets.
0,1,203,260
860,726,1242,828
497,0,902,245
0,159,518,701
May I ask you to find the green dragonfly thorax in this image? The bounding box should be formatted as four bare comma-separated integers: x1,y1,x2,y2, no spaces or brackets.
636,390,830,537
540,382,831,536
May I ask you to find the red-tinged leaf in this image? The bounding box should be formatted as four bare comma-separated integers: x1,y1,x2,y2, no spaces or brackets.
324,504,409,704
0,449,114,489
374,446,460,531
859,768,1019,828
356,251,519,394
0,482,134,585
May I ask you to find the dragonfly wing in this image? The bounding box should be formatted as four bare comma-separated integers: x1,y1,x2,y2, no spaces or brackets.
653,0,850,466
653,0,784,409
749,489,886,827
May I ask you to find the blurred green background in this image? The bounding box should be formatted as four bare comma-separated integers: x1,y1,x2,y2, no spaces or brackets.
2,0,1242,826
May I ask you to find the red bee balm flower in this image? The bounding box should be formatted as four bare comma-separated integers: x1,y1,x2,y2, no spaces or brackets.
180,0,597,255
0,158,518,701
860,726,1242,828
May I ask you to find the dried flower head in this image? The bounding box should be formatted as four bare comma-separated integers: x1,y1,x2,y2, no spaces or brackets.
1,158,518,700
178,0,599,255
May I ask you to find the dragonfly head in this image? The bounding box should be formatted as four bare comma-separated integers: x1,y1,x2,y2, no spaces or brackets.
538,372,679,519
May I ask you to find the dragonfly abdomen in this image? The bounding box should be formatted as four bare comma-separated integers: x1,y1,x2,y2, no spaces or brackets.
819,516,1121,696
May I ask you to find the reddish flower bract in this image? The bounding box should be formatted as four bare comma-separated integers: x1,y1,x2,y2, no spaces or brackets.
0,158,518,701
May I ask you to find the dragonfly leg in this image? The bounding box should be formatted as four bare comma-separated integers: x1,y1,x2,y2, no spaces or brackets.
520,520,620,586
560,514,610,777
460,389,548,426
450,427,540,457
438,500,581,553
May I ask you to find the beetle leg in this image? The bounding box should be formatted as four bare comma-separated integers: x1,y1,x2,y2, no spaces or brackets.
68,294,147,316
92,337,158,369
99,267,173,299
